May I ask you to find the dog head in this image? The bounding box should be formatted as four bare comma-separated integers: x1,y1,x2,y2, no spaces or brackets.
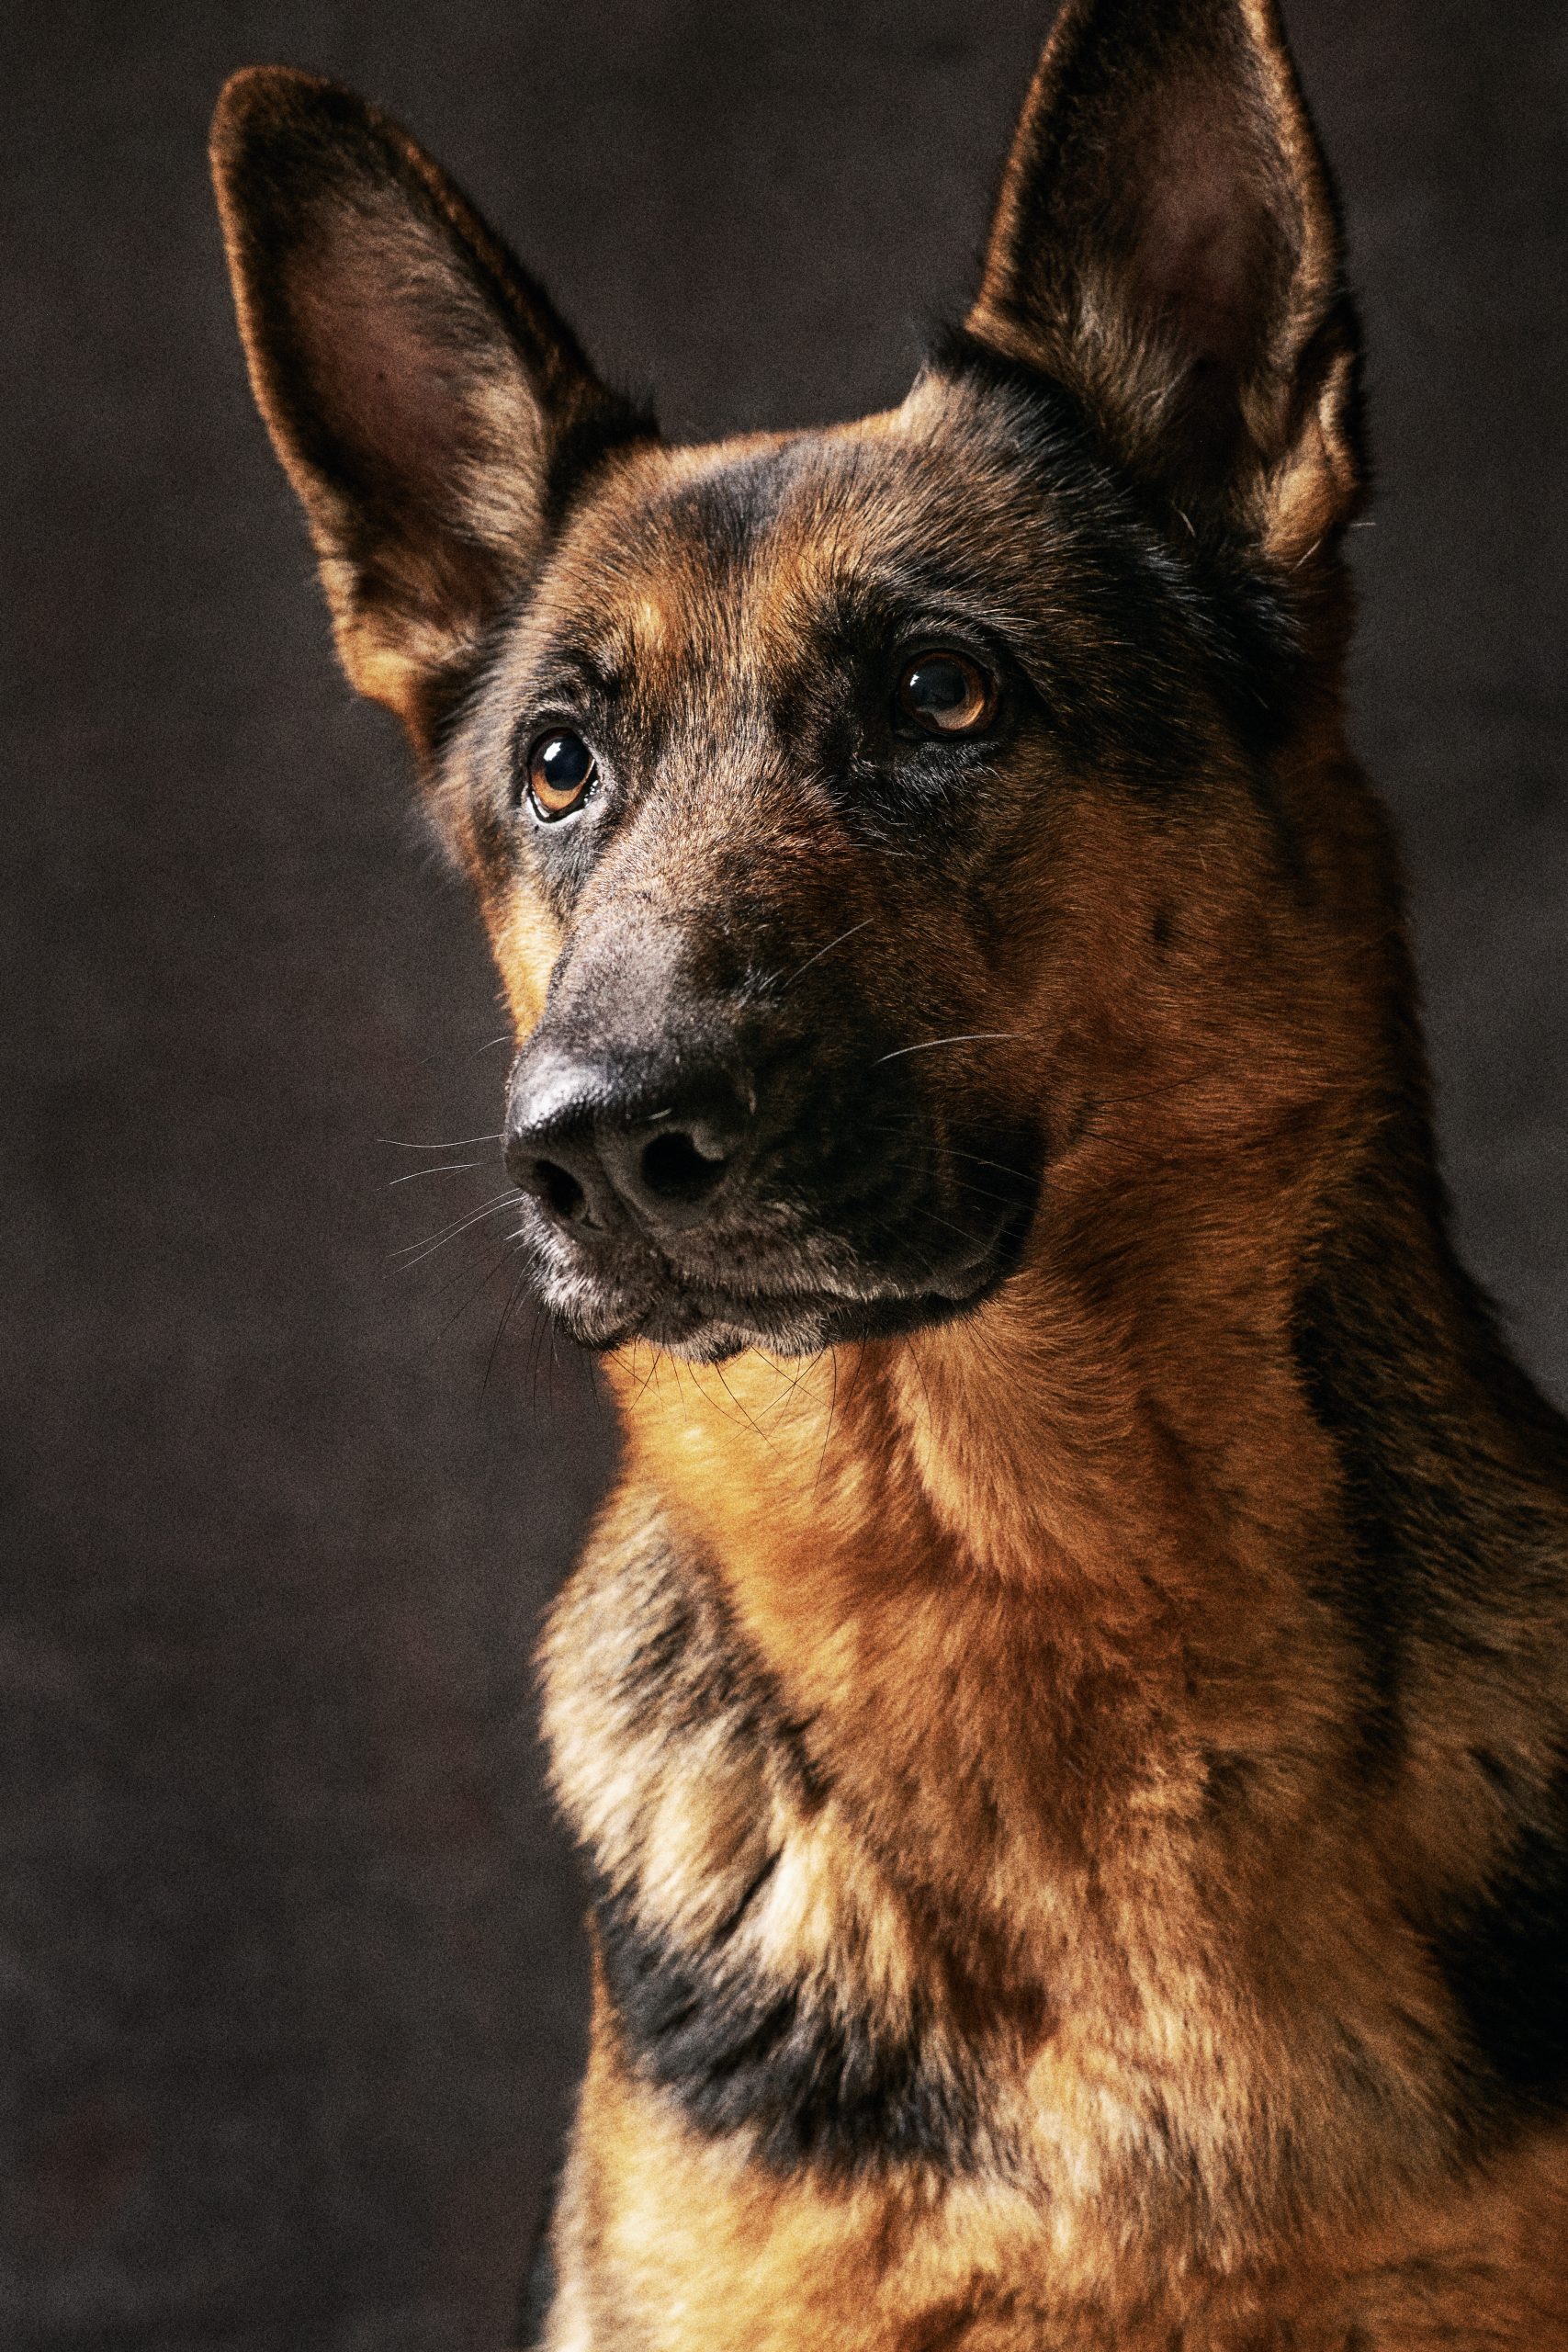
213,0,1366,1362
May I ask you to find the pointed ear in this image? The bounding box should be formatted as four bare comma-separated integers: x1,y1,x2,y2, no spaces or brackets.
210,69,651,747
967,0,1362,562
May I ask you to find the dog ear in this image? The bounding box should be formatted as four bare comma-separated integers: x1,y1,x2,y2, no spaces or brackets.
210,69,649,747
967,0,1361,562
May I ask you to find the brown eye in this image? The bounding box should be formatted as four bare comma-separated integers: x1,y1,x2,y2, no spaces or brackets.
526,729,596,820
896,651,996,737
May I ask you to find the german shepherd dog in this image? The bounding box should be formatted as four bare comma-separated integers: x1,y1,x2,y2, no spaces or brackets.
211,2,1568,2342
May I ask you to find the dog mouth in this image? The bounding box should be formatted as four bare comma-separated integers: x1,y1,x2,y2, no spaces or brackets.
523,1179,1039,1363
502,1014,1046,1361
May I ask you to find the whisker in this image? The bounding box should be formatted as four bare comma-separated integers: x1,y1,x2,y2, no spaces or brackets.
379,1132,504,1151
420,1229,513,1310
579,1332,613,1443
904,1329,937,1430
683,1357,750,1439
873,1032,1020,1066
812,1347,840,1500
760,1348,819,1419
848,1127,1029,1218
425,1242,520,1349
907,1199,998,1250
869,1159,1022,1216
858,1120,1043,1194
858,1127,1028,1193
388,1160,482,1185
922,1141,1039,1188
398,1216,517,1275
526,1304,549,1416
713,1360,782,1456
783,919,872,990
393,1191,518,1268
483,1259,536,1394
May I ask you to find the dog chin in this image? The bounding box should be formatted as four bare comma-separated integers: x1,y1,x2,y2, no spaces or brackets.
530,1258,825,1360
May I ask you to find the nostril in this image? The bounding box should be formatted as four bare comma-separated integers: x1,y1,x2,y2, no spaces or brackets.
507,1055,752,1236
638,1129,728,1206
533,1158,588,1222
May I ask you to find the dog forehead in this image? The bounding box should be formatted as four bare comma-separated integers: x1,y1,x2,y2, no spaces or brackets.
513,391,1032,694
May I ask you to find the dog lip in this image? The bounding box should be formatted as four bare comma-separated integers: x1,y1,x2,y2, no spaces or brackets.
664,1204,1010,1313
558,1194,1032,1356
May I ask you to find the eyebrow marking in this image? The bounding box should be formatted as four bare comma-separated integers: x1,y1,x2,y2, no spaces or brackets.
633,594,669,652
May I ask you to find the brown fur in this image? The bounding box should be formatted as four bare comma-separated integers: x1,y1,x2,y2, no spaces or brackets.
210,5,1568,2343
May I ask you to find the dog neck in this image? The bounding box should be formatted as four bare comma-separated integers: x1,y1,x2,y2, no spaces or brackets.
607,1063,1422,1823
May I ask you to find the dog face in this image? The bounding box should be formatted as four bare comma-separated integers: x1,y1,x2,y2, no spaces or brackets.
213,0,1365,1362
454,403,1057,1357
446,382,1306,1362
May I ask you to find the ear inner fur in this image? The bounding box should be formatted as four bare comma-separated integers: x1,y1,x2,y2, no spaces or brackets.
209,67,652,748
967,0,1362,565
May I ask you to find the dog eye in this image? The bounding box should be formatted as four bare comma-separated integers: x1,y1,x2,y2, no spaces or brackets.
525,729,597,820
896,651,996,738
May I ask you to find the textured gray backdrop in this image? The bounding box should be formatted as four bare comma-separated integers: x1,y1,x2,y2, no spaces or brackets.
4,3,1564,2346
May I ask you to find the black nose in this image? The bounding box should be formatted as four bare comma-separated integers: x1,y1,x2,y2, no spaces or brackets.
505,1049,755,1238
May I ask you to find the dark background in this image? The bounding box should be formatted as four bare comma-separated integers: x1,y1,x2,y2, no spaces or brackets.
4,3,1564,2346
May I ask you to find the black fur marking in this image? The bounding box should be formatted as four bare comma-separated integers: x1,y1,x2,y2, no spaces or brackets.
1289,1255,1412,1779
595,1884,988,2177
1288,1102,1510,1772
551,1520,1001,2178
1292,1127,1568,2120
1434,1769,1568,2114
